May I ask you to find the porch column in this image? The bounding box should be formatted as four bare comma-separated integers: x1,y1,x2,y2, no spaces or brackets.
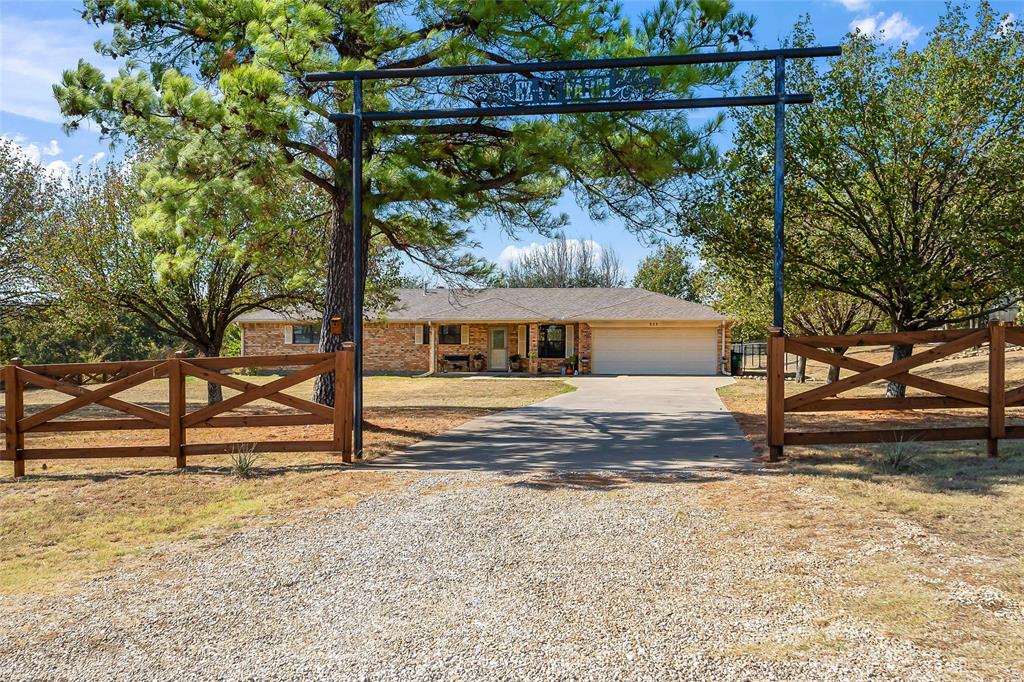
528,323,539,373
429,322,438,375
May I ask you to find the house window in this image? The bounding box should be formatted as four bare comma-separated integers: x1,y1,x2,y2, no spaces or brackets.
420,324,431,344
438,324,461,345
538,324,565,358
292,324,320,345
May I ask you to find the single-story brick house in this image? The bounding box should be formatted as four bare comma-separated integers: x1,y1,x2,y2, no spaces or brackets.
236,287,732,375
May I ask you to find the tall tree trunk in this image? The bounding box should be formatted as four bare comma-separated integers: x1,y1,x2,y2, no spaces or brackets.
313,122,356,406
312,188,355,406
201,345,224,406
207,377,223,405
826,364,841,384
826,346,847,384
886,343,914,397
795,355,807,383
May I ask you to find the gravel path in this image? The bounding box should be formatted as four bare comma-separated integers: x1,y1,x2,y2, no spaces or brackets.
1,471,970,680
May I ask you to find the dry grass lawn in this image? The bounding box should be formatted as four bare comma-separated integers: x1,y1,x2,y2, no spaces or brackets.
717,345,1024,675
0,374,572,593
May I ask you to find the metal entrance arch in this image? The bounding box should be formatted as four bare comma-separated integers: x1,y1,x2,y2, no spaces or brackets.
306,45,841,456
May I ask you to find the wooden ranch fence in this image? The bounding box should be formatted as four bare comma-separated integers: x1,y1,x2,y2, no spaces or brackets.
766,321,1023,461
1,345,354,478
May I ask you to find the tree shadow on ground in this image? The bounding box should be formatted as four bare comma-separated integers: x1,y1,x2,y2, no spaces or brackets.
505,470,729,491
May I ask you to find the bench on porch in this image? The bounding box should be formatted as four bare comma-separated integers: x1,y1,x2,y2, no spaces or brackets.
440,354,471,372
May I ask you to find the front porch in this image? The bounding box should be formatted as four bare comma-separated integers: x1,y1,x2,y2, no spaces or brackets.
421,322,592,376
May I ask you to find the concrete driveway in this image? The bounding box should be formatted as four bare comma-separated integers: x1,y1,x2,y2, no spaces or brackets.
368,376,756,472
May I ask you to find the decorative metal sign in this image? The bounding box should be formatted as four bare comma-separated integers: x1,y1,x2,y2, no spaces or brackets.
467,69,662,107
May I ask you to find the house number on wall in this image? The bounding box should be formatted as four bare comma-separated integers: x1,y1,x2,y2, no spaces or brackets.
648,322,660,327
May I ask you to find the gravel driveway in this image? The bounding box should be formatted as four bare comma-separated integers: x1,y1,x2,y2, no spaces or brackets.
0,470,968,681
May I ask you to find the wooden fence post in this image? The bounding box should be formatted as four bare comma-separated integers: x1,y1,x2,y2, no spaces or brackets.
338,343,354,463
169,352,186,469
767,328,785,462
5,359,24,478
988,321,1005,457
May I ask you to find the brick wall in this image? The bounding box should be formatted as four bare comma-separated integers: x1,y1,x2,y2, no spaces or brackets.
365,323,430,372
240,319,629,375
240,321,429,373
578,323,593,374
240,322,318,357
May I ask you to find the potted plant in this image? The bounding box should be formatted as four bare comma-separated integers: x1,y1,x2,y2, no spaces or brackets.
567,354,579,375
509,353,522,371
473,352,486,371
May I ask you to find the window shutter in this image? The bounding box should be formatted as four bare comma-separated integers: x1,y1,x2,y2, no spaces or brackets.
414,325,423,345
565,324,575,357
283,325,293,345
517,325,526,356
460,324,469,345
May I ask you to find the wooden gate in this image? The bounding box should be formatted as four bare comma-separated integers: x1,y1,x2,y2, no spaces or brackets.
2,346,354,477
766,321,1021,461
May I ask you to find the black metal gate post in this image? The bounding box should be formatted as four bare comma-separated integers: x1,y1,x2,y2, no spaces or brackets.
773,55,785,330
308,47,840,455
351,77,364,457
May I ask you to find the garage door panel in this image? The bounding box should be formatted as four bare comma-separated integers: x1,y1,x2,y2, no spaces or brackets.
592,327,717,375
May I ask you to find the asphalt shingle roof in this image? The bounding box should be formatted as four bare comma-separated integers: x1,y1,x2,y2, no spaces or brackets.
235,288,726,323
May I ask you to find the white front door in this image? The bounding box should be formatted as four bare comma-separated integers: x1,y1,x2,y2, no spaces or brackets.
489,328,508,370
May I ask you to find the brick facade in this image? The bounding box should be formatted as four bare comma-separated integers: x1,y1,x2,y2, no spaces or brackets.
241,319,728,375
240,321,429,372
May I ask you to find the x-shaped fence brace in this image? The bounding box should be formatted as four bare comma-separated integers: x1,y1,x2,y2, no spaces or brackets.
766,322,1021,460
2,349,354,477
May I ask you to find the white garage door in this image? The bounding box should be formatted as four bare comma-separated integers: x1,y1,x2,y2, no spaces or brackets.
591,326,718,375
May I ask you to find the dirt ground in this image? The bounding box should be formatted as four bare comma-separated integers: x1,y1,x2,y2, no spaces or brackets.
717,346,1024,676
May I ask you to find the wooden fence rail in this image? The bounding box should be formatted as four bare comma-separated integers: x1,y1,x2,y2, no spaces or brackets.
767,321,1019,461
1,346,354,477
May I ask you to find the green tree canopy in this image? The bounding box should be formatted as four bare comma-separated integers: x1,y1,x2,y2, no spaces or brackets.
681,4,1024,394
0,139,49,321
632,243,699,300
55,0,754,402
29,159,327,403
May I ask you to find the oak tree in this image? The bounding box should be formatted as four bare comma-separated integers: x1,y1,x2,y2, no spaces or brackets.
632,243,699,300
682,6,1024,395
30,160,324,404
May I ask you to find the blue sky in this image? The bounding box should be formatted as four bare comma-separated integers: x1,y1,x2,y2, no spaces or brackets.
1,0,1017,279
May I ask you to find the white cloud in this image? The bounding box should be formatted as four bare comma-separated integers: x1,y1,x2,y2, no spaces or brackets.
837,0,871,11
89,151,106,164
0,15,117,123
43,159,71,178
41,139,61,156
850,12,923,43
497,238,605,266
